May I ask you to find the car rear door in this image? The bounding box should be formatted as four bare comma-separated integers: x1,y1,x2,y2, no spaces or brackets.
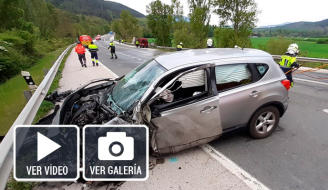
149,67,222,154
214,61,267,130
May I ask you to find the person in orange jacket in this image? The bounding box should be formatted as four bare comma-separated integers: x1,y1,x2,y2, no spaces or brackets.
75,41,87,67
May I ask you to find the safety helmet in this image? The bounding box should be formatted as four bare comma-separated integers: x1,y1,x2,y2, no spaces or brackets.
289,43,298,50
180,42,183,45
287,43,299,55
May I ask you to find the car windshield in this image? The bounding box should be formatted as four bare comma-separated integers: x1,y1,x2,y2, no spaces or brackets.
108,60,166,113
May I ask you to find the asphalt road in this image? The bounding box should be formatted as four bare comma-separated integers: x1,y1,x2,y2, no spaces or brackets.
95,40,163,76
95,41,328,190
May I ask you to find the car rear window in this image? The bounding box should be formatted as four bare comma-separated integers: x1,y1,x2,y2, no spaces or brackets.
256,64,269,76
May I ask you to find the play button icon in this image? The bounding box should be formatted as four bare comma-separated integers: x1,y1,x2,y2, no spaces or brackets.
14,125,79,181
37,132,61,161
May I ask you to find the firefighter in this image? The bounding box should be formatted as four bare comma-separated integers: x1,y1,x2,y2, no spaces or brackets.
177,42,183,51
75,41,87,67
136,39,140,48
108,41,118,59
279,43,300,87
88,41,99,66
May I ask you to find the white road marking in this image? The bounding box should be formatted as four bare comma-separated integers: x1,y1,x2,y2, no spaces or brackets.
98,61,119,78
201,144,270,190
323,109,328,114
96,42,145,62
294,78,328,86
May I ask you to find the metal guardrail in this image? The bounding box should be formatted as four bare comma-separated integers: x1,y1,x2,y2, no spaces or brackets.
121,43,327,62
0,45,72,189
152,45,190,51
116,41,189,51
272,55,328,63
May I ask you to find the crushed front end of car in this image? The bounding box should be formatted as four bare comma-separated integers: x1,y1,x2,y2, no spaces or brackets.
38,78,131,126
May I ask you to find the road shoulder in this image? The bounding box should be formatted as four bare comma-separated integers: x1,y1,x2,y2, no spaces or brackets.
120,147,250,190
59,50,116,92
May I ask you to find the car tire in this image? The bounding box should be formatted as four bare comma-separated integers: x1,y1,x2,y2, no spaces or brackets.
248,106,280,139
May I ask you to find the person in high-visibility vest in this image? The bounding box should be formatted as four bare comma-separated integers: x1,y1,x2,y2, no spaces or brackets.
75,41,87,67
108,41,118,59
136,40,140,48
88,41,99,66
177,42,183,51
279,43,300,87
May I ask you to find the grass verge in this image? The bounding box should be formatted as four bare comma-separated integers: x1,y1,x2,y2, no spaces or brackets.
251,37,328,59
6,176,37,190
5,47,72,190
299,62,328,69
252,37,328,69
33,46,73,124
0,46,71,136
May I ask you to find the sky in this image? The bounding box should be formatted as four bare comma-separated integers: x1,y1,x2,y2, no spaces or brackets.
108,0,328,27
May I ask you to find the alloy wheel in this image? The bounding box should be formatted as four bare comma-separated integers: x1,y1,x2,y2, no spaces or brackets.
255,111,276,134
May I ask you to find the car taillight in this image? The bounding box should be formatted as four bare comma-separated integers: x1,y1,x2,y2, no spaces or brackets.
281,80,290,90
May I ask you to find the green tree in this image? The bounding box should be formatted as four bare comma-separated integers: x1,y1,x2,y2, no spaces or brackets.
208,25,216,37
111,10,142,41
172,0,190,46
0,0,25,30
213,0,257,47
214,27,234,47
146,0,174,46
188,0,212,48
173,22,195,47
264,37,292,55
172,0,184,20
0,0,111,82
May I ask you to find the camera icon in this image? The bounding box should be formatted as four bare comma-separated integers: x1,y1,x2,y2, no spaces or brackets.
98,132,134,160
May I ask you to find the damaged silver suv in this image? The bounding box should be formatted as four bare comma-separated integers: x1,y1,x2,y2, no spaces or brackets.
44,48,290,155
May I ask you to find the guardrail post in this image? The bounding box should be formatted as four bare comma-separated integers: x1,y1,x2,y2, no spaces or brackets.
23,90,33,101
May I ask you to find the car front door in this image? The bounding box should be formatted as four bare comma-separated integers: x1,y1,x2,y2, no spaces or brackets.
148,67,222,154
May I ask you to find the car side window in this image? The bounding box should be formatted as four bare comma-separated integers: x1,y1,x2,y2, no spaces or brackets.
151,69,209,111
256,64,269,77
215,64,252,91
166,69,207,103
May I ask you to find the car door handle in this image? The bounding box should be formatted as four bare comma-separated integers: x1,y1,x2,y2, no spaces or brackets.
249,91,260,98
200,106,217,114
